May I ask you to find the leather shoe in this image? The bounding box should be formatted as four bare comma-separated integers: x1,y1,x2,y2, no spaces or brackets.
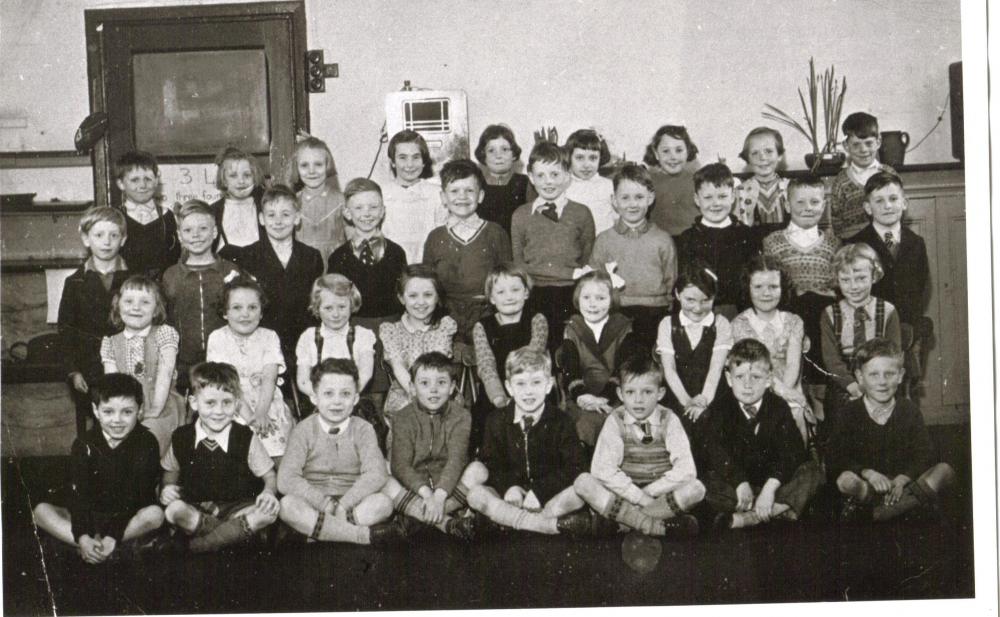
556,509,594,536
662,513,699,537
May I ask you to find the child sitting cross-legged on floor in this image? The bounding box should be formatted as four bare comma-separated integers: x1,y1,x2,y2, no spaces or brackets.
573,354,704,537
380,352,486,540
467,347,598,536
701,339,824,530
159,362,280,552
278,358,403,544
33,373,164,563
827,337,955,522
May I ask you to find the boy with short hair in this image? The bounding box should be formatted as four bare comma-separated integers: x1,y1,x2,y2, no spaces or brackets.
827,338,955,521
588,162,678,340
848,171,930,327
762,175,841,387
701,339,823,529
278,358,400,544
511,141,596,351
58,205,132,436
161,200,241,389
574,354,703,536
159,362,279,552
33,373,164,563
467,347,593,535
381,352,485,539
234,184,325,390
114,150,180,279
830,112,896,240
674,163,759,319
423,159,512,344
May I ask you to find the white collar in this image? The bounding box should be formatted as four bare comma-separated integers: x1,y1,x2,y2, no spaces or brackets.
622,407,663,426
102,431,123,449
863,396,896,425
739,398,763,420
320,324,350,340
123,325,152,340
532,194,569,212
448,213,483,230
747,309,783,333
195,421,231,452
872,221,902,239
850,159,881,175
787,221,820,237
124,199,156,213
316,414,351,435
586,315,609,340
679,312,714,328
513,406,543,426
700,217,732,229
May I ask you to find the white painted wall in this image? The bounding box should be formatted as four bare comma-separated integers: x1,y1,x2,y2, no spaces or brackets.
0,0,962,201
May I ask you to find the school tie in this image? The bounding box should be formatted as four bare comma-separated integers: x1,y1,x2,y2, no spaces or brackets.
522,415,535,433
883,231,898,258
539,203,558,222
199,438,219,452
327,427,340,435
639,422,653,444
359,239,376,266
742,404,759,433
853,306,868,350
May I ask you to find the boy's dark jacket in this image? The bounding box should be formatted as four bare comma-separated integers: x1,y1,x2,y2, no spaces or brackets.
847,223,929,325
57,264,131,380
479,403,586,505
700,389,806,487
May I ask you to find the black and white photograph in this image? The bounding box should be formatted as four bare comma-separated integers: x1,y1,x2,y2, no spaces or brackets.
0,0,995,614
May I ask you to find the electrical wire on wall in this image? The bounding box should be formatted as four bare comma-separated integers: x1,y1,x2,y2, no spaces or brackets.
907,90,952,153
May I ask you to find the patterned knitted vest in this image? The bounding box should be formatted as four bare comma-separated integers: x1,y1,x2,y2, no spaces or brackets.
612,409,672,487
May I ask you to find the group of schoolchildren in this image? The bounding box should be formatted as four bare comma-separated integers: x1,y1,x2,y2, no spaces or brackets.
35,111,955,565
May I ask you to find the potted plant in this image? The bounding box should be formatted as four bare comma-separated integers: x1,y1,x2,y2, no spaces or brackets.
763,58,847,174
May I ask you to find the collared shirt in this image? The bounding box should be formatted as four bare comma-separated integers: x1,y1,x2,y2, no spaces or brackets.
613,217,650,238
195,422,233,452
447,214,485,243
863,395,896,425
316,414,351,435
786,221,820,248
351,232,386,263
124,200,159,225
678,311,719,349
102,431,123,449
84,255,128,291
512,407,542,430
872,221,902,243
586,315,609,342
220,198,260,248
268,236,293,267
699,216,733,229
123,325,152,340
739,399,763,421
531,194,569,219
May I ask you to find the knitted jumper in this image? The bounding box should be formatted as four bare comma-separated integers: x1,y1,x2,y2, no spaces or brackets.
589,220,677,307
510,199,595,286
612,410,673,486
762,228,840,296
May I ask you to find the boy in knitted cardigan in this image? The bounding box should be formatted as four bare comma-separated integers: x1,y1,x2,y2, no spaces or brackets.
381,352,485,539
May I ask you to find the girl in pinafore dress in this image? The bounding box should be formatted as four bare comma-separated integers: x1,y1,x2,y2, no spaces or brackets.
206,274,294,462
101,275,185,455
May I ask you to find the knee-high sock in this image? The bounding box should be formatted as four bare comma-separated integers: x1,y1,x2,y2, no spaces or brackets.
311,510,369,544
607,496,666,536
189,516,253,553
393,489,430,523
483,497,557,535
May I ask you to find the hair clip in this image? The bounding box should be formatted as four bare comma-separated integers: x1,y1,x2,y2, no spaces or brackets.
703,268,718,282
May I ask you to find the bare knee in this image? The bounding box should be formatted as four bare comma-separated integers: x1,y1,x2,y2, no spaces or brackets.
164,500,187,523
466,485,490,511
836,471,860,494
573,472,598,497
245,507,278,531
462,461,489,487
687,479,707,503
136,505,165,526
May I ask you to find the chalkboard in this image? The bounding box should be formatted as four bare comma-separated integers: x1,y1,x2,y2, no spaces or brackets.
132,49,271,156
